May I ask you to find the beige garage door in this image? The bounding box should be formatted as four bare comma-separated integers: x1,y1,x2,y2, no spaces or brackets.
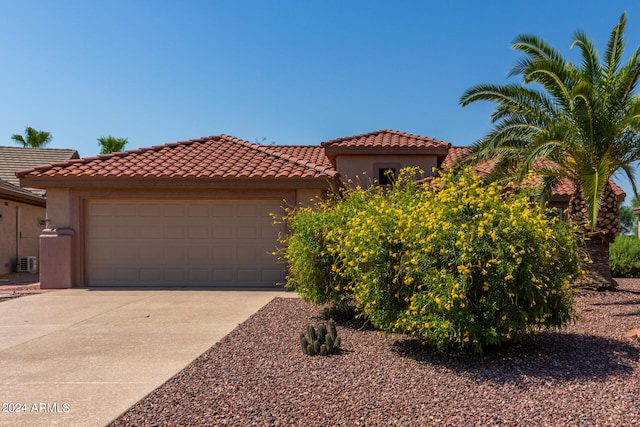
86,199,285,288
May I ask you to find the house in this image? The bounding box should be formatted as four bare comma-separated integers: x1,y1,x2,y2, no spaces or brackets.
15,129,625,289
0,146,79,275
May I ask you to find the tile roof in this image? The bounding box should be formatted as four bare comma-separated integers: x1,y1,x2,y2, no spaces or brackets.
550,177,625,198
441,146,470,169
0,146,79,185
266,145,334,170
0,177,46,205
322,129,451,150
16,135,339,180
0,177,36,197
441,145,625,199
0,146,79,196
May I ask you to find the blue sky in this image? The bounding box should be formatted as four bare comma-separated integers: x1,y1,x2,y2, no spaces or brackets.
1,1,640,200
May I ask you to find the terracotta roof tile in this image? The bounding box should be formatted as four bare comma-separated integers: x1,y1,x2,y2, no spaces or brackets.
267,145,333,169
441,146,625,199
322,129,451,150
16,135,339,181
441,146,470,169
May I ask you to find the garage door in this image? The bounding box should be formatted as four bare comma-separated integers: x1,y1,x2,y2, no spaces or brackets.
86,199,285,288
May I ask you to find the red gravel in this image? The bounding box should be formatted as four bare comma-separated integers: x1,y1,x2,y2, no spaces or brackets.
110,279,640,426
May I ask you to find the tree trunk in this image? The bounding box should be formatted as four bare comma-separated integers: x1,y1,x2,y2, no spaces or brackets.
576,238,618,290
568,181,619,291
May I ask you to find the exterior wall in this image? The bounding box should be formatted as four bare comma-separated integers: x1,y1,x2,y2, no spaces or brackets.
335,154,438,188
295,188,327,207
0,198,45,274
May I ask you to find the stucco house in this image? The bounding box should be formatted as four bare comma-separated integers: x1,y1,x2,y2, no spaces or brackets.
16,129,625,289
0,146,79,275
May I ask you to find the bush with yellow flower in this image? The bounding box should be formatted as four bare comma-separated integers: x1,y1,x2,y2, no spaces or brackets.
279,168,579,352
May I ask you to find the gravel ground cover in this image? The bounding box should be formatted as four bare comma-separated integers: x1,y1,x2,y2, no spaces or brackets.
111,280,640,426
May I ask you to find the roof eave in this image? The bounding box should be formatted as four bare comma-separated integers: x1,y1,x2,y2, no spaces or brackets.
0,187,46,207
18,175,340,190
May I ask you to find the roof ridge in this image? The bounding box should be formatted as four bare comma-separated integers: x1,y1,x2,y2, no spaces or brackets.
215,135,337,177
254,142,338,178
321,129,451,147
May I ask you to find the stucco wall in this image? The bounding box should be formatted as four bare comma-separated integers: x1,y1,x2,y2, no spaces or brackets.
335,154,438,188
0,198,45,274
295,188,326,207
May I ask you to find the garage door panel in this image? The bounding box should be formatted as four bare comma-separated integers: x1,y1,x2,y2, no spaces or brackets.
90,267,113,282
140,268,162,282
140,246,163,262
213,204,234,217
90,202,114,216
164,268,186,281
89,246,113,262
113,224,139,239
139,225,162,239
262,268,285,282
213,269,233,282
139,204,162,217
236,246,258,262
113,246,138,263
213,224,235,239
188,225,211,239
187,246,211,262
163,225,185,239
114,268,137,281
115,203,138,217
237,269,258,282
212,247,235,263
163,204,185,217
90,225,114,239
237,225,258,240
87,199,285,287
163,246,186,263
188,204,210,217
188,269,209,282
237,204,258,217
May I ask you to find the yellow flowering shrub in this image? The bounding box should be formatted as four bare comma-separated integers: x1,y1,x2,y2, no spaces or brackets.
277,185,373,307
280,168,579,352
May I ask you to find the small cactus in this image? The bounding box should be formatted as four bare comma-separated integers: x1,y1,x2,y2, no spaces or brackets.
300,319,342,356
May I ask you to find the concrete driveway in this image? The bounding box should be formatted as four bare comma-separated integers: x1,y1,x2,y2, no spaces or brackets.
0,288,295,427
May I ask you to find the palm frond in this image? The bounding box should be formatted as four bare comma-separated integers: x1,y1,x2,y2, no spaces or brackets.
604,13,628,88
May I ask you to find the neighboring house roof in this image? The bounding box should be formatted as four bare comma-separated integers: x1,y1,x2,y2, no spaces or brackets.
0,177,46,206
16,135,339,182
0,146,79,198
321,129,451,164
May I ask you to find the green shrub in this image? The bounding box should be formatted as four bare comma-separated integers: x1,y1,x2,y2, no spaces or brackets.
610,235,640,277
281,168,580,353
277,191,360,307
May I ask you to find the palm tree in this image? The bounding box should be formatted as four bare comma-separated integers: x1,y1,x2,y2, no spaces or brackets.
11,126,52,147
97,135,128,154
459,12,640,290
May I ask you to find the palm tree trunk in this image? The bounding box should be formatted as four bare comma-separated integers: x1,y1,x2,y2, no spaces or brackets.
577,238,617,290
569,182,619,291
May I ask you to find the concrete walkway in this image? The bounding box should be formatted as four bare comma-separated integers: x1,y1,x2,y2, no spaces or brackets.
0,288,296,427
